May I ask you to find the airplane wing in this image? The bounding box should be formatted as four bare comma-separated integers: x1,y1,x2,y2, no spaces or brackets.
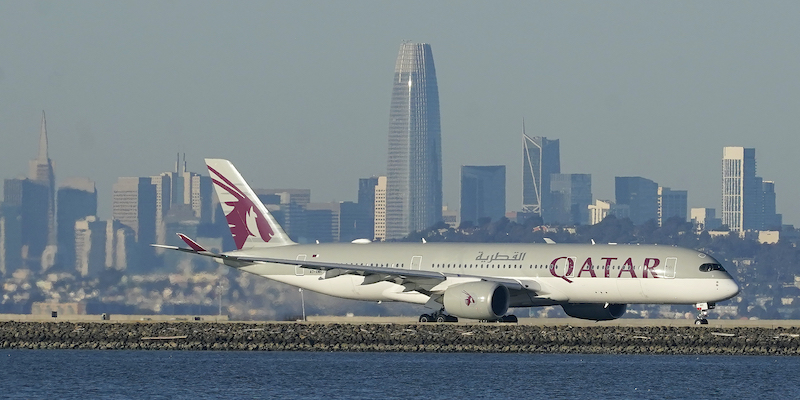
152,244,545,296
237,255,539,292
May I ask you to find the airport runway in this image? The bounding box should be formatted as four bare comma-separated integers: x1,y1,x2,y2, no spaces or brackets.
304,316,800,328
5,313,800,329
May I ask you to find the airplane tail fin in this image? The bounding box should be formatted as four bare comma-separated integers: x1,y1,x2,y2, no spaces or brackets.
205,158,295,249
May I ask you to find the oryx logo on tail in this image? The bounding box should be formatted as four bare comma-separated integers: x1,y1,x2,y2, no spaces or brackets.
208,165,274,249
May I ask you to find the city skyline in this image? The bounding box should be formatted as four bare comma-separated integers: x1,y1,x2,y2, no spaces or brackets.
1,111,791,233
2,3,800,224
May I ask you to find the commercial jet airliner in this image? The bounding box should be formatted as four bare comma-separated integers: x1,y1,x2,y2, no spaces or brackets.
155,159,740,324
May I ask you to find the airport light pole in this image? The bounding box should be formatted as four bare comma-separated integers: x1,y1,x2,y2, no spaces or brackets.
217,284,222,321
299,288,306,321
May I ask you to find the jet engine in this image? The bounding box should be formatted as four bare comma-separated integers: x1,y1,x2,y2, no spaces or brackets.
442,281,510,320
561,303,627,321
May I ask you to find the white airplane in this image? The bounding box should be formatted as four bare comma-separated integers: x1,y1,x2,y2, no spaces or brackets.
155,159,740,324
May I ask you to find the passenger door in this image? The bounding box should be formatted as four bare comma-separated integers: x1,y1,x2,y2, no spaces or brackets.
295,254,307,276
410,256,422,270
664,257,677,278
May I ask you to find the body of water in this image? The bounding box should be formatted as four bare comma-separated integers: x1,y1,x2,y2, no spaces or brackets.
1,350,798,399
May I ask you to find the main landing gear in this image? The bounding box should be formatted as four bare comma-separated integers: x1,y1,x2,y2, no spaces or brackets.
694,302,715,325
479,315,519,323
419,309,458,323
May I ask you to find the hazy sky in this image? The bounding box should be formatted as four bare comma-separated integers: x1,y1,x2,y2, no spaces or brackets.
2,1,800,225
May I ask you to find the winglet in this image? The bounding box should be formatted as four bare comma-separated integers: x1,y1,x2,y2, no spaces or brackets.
178,233,206,251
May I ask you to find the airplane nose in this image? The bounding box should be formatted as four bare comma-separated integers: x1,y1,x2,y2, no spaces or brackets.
720,278,740,299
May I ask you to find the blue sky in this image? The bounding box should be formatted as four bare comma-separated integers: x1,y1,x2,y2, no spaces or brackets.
2,1,799,224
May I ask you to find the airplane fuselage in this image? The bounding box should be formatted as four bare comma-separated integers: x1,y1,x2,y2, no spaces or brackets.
224,242,739,308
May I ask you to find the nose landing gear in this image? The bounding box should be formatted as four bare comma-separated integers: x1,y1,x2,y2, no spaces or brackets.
694,302,715,325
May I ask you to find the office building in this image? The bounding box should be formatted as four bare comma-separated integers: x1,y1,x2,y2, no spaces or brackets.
722,147,759,232
358,177,380,240
374,176,387,241
112,177,157,249
305,202,340,243
255,189,311,241
615,177,659,225
588,200,630,225
442,206,459,228
691,208,722,232
3,178,49,271
460,165,506,225
761,181,782,229
386,42,442,239
74,216,107,277
161,154,214,222
339,201,369,243
548,173,592,225
189,173,213,223
658,187,688,226
56,178,97,269
721,147,781,231
522,132,560,216
0,203,22,276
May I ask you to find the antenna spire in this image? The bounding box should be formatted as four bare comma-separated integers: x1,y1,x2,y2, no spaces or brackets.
38,110,49,161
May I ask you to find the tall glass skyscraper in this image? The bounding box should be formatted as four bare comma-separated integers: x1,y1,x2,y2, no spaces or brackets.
386,42,442,239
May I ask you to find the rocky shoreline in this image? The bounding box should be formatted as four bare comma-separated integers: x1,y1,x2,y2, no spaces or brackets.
1,321,799,355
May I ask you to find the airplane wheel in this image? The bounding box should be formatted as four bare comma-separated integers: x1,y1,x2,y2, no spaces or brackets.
419,314,430,323
436,315,446,323
503,315,518,323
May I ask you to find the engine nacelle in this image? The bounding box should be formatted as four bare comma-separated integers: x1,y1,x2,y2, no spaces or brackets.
561,303,627,321
442,281,510,320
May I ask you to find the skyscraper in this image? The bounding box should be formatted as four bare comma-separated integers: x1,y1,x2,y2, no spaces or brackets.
657,187,688,226
56,178,97,270
721,147,782,231
374,176,387,241
522,131,560,216
386,42,442,239
2,179,48,272
112,177,157,244
722,147,759,231
357,177,380,240
549,173,592,225
112,177,157,272
460,165,506,225
615,177,659,225
761,181,782,229
28,111,56,247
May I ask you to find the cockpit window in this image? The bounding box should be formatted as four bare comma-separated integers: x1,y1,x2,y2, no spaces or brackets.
699,263,725,272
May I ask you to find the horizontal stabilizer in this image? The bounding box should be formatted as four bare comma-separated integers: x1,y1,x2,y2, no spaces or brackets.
178,233,206,251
